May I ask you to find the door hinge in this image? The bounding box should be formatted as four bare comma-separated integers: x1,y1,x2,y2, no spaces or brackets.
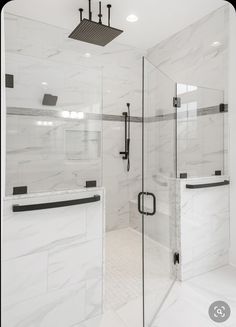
173,97,181,108
173,252,180,265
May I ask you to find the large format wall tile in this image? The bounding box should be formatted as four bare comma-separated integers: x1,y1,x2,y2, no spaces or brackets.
4,13,143,232
2,252,48,307
147,5,229,179
148,6,229,91
2,281,88,327
48,239,103,291
2,189,104,327
176,176,230,280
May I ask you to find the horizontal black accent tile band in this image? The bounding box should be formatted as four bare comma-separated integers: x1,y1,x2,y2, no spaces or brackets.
7,104,228,123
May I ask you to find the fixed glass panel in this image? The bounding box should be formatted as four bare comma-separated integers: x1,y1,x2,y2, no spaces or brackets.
176,84,225,178
5,13,102,195
3,13,104,327
142,58,177,326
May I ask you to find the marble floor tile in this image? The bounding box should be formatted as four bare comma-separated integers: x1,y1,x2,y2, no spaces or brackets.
153,266,236,327
116,296,143,327
75,310,128,327
104,228,142,311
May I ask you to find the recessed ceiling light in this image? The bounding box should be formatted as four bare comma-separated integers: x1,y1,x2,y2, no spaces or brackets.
41,82,48,86
211,41,221,47
126,14,138,23
84,53,91,58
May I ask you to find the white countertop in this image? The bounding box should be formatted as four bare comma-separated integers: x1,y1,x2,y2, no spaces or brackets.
4,187,105,201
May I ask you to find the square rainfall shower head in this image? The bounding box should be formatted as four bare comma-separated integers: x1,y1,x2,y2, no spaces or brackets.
69,19,123,46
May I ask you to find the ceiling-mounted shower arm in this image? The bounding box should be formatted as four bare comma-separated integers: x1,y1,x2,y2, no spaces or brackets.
107,4,111,26
98,1,102,24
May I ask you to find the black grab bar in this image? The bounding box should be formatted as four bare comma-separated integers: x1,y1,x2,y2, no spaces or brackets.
12,195,101,212
186,180,230,189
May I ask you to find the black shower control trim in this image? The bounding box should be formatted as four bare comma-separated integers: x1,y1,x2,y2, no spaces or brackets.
42,94,58,106
12,195,100,212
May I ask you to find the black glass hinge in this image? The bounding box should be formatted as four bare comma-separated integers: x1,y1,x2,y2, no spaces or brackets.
173,252,180,265
173,97,181,108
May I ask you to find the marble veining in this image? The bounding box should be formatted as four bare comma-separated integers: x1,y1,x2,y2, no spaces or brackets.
2,188,105,327
176,176,230,281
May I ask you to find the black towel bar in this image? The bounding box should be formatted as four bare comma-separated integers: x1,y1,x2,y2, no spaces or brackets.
12,195,101,212
186,180,230,189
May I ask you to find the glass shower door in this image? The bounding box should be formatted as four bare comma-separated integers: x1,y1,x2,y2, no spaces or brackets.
140,57,177,326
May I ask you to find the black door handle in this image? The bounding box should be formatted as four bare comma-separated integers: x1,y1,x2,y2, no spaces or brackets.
138,192,156,216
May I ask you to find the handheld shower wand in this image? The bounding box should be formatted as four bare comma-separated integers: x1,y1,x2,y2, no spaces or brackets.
119,103,131,172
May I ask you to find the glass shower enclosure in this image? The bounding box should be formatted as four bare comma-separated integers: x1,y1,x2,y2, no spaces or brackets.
140,57,227,326
140,57,178,326
2,12,228,327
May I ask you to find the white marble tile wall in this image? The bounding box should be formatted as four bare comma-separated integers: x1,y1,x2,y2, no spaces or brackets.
148,6,229,92
4,13,143,116
148,5,229,178
4,13,143,232
6,114,102,195
177,113,225,177
176,176,230,281
176,85,225,177
2,188,105,327
103,121,142,231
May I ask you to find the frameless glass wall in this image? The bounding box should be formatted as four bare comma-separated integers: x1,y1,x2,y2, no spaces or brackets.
141,62,228,326
176,83,226,178
5,13,103,196
3,13,105,327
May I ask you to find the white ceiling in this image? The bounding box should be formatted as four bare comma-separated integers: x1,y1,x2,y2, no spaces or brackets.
4,0,225,50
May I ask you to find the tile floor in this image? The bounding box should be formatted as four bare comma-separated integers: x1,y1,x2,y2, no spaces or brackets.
77,228,236,327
